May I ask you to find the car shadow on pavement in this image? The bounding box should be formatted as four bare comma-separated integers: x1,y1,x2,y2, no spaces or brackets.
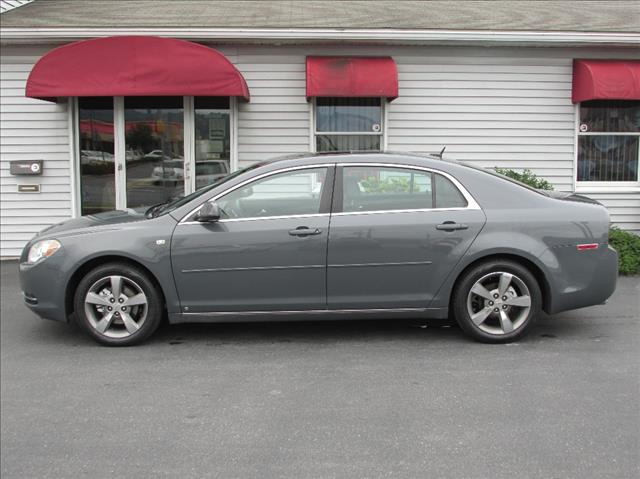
17,310,593,349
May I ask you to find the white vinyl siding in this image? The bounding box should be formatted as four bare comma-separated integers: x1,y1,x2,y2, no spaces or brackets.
387,55,575,191
227,48,310,167
579,192,640,232
1,46,73,257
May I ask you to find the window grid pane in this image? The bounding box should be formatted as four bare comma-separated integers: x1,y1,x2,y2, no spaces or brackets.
316,97,382,133
579,100,640,133
316,134,380,152
194,97,230,191
124,97,184,208
577,135,639,182
78,97,115,216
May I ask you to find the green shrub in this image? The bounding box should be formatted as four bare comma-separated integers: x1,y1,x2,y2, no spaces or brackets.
360,176,412,193
494,167,555,191
609,227,640,275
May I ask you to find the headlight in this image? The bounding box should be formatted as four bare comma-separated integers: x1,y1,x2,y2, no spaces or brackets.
27,239,61,264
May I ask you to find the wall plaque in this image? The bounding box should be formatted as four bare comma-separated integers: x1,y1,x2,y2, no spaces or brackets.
10,160,43,176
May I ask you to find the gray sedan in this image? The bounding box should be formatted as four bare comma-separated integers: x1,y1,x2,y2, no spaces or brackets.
19,153,618,346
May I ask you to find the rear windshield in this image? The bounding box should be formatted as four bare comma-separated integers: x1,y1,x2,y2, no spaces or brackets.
459,162,551,197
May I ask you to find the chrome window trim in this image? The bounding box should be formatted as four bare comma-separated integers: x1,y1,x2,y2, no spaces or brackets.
339,162,481,212
180,213,330,225
179,163,334,224
333,207,472,217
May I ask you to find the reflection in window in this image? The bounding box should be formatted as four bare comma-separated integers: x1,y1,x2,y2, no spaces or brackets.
579,100,640,133
195,97,230,190
217,168,328,219
343,166,433,212
577,100,640,182
315,97,382,152
78,97,115,215
124,97,184,209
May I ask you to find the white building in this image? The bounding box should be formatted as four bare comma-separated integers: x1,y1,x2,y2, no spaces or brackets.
1,0,639,257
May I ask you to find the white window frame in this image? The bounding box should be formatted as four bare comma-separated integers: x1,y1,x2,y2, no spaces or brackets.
72,95,239,216
310,97,386,153
574,102,640,194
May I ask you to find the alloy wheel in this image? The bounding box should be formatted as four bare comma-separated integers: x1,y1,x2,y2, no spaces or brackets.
84,275,148,339
466,271,532,336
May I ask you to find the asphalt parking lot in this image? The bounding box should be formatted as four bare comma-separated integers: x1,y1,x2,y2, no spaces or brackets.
1,260,638,479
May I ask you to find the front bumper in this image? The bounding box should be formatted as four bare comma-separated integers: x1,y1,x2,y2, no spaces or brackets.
19,256,69,323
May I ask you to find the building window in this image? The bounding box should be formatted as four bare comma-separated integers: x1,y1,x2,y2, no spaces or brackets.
124,97,185,209
76,96,236,216
194,97,231,190
577,100,640,185
315,97,383,152
78,97,115,216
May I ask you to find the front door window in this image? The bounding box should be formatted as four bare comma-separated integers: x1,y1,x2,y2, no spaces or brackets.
124,97,185,209
216,168,328,219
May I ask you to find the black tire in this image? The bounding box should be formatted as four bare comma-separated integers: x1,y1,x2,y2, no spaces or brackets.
452,259,542,343
73,263,164,346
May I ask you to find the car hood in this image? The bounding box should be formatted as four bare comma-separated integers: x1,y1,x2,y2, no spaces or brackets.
34,209,148,239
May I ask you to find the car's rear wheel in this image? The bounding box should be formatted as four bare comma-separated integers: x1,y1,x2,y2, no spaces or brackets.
452,260,542,343
73,263,163,346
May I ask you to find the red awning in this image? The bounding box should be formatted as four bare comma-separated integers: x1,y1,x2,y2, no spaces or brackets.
306,56,398,100
572,60,640,103
26,36,250,101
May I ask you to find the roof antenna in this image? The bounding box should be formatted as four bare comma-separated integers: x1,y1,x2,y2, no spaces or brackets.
435,146,446,159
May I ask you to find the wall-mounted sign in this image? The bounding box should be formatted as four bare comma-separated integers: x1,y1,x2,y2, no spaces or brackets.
18,184,41,193
10,160,43,176
579,123,589,132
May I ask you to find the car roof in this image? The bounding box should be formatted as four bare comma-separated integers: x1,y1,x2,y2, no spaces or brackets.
260,151,462,173
268,150,441,161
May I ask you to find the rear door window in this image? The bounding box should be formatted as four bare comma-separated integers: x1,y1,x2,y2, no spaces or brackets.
341,166,468,212
434,174,468,208
342,166,433,212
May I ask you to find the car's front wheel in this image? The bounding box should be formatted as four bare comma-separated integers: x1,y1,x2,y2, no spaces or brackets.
73,263,164,346
452,260,542,343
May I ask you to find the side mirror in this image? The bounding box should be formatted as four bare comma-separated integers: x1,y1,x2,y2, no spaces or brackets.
195,201,220,223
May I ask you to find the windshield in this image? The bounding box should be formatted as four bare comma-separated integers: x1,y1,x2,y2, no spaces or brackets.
150,163,264,217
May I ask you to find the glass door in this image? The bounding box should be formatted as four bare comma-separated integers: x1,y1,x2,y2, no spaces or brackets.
194,97,231,191
124,97,185,209
77,96,233,215
78,98,116,215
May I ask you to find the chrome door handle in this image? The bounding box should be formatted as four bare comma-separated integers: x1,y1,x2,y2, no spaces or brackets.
288,227,322,237
436,222,469,232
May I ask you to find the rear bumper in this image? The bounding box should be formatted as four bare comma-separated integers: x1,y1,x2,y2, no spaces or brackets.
547,244,618,314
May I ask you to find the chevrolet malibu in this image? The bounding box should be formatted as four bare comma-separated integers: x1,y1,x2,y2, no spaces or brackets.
19,153,617,346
